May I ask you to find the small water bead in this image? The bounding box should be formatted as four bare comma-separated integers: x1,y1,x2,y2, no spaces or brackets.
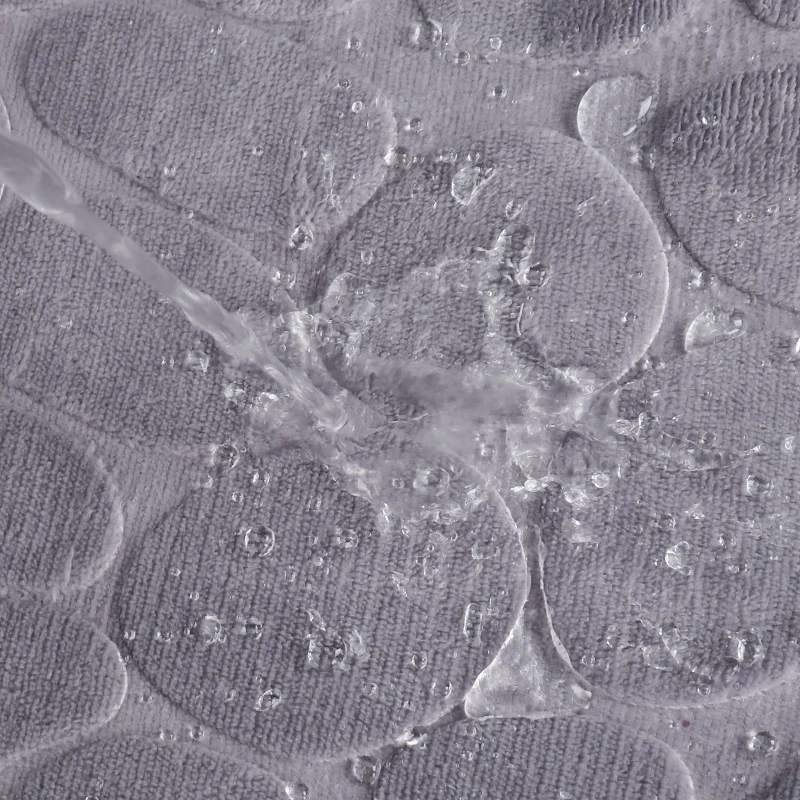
351,100,364,113
223,380,246,407
351,756,381,785
412,466,451,496
122,628,136,641
745,730,777,757
189,725,205,741
211,442,240,471
254,687,282,711
489,85,507,99
242,524,276,557
139,688,152,703
684,309,746,352
783,435,796,452
184,348,210,374
233,616,264,639
489,36,502,50
744,473,773,498
290,224,313,251
285,783,309,800
462,602,484,642
346,37,361,51
410,651,428,670
405,118,423,133
453,50,471,66
159,730,176,741
194,614,225,646
591,471,611,489
154,629,174,643
333,527,359,549
224,688,237,702
665,541,694,575
430,679,453,698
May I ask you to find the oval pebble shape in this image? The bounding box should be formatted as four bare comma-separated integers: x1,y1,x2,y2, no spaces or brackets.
114,447,527,758
6,735,282,799
541,331,800,705
0,598,126,759
0,403,121,593
655,65,800,312
2,196,281,447
24,2,393,253
375,717,693,800
318,129,667,388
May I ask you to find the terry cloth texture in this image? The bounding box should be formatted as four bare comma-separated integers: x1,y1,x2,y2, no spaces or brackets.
2,0,800,799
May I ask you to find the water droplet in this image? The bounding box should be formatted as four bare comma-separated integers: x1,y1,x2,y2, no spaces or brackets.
405,117,423,133
463,602,484,642
250,145,264,157
684,309,746,352
184,348,210,374
123,628,136,641
351,755,381,785
351,100,364,113
194,614,225,646
665,541,694,575
783,435,796,453
285,783,309,800
242,524,276,557
451,164,493,206
489,85,507,99
430,679,453,698
488,36,502,50
746,730,777,757
290,224,313,251
162,164,177,178
657,512,676,532
410,651,428,669
254,687,282,711
346,37,361,51
154,629,173,643
189,725,205,741
159,730,176,741
744,473,772,498
727,629,765,666
591,471,611,489
453,50,470,66
333,527,359,549
211,442,240,471
412,466,451,496
224,688,237,702
577,74,655,148
139,688,152,703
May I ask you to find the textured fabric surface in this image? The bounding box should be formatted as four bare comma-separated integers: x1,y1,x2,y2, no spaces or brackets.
7,736,282,799
376,717,694,800
655,65,800,312
114,445,526,757
0,402,120,592
742,0,800,29
541,331,800,705
0,598,126,759
1,0,800,798
415,0,686,56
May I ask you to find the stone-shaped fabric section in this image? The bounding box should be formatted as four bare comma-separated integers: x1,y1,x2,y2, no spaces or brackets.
2,196,282,446
24,1,393,252
376,717,693,800
741,0,800,29
540,331,800,705
318,129,667,386
0,598,126,759
191,0,359,23
656,65,800,311
0,403,121,593
115,446,526,758
415,0,685,55
7,736,282,799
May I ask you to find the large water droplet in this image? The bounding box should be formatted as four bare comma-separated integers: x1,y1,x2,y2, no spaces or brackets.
746,729,777,757
684,309,746,352
211,442,240,471
351,755,381,785
285,783,309,800
184,348,210,374
290,224,313,251
242,524,276,557
451,164,493,206
577,74,655,148
743,473,773,498
664,541,694,575
727,629,765,666
254,687,282,711
194,614,225,646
